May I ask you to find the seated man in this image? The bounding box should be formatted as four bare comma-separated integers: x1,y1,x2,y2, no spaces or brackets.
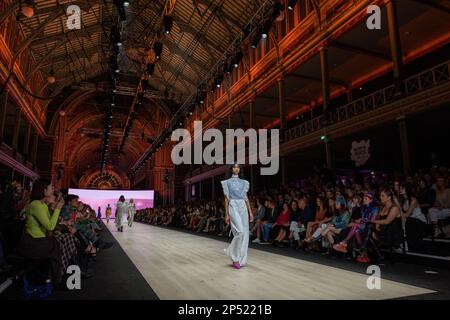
261,199,278,243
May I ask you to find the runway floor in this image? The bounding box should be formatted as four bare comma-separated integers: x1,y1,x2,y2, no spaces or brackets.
106,222,437,300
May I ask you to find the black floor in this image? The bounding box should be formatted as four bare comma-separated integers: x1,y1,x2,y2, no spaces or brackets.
0,223,159,300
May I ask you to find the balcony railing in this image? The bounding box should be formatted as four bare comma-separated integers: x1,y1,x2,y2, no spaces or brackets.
0,142,39,179
285,61,450,141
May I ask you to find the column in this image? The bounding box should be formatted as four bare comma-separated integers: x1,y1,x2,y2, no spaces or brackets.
281,156,287,186
397,117,411,174
31,133,39,165
0,91,7,141
249,100,255,129
320,47,330,115
277,78,286,132
199,180,203,199
211,176,215,201
249,100,255,193
320,46,334,170
23,122,31,157
12,108,21,151
185,182,190,202
386,0,404,95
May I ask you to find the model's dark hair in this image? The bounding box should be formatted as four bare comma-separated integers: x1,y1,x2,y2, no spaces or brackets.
119,195,125,202
224,164,245,179
30,179,51,201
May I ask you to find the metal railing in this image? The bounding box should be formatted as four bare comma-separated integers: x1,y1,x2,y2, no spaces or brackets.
285,61,450,141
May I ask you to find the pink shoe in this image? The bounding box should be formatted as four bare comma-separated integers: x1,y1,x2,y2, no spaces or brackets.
232,262,241,269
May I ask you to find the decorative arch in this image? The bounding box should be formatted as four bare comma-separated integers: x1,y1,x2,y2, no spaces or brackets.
78,169,131,190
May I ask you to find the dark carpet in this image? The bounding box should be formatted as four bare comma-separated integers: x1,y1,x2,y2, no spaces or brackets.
0,223,159,300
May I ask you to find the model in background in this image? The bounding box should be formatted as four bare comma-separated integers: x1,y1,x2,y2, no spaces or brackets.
105,204,111,224
128,198,136,228
116,196,127,232
221,164,253,269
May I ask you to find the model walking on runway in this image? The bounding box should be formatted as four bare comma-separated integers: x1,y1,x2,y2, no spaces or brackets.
116,195,127,232
221,164,253,269
105,204,111,223
128,198,136,227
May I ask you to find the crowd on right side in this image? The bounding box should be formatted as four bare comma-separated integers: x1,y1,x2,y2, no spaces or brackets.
134,166,450,263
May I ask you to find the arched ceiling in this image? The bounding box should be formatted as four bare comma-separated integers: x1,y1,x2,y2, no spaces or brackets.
7,0,262,178
15,0,263,101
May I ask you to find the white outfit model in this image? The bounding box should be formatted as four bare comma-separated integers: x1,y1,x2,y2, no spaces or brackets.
116,201,128,231
128,202,136,227
221,175,250,268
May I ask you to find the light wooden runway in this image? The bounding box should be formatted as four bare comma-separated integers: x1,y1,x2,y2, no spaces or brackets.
106,222,434,300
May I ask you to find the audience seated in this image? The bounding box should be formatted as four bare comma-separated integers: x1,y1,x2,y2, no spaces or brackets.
131,166,449,264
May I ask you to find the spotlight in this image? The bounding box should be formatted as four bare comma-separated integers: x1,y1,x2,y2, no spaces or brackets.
114,0,127,20
146,63,155,76
261,20,273,39
47,69,56,84
251,33,261,49
123,1,130,7
223,62,232,75
154,42,163,59
111,26,122,47
215,74,223,88
163,15,173,34
22,0,36,18
142,79,149,91
232,50,243,68
287,0,297,11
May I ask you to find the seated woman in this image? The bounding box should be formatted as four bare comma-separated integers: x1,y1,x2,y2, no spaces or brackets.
272,203,291,247
321,197,351,254
287,200,302,247
371,189,403,252
250,198,266,243
19,179,65,285
304,197,332,242
332,192,379,254
401,185,427,250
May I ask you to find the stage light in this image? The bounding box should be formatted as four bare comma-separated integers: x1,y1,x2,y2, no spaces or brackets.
154,42,163,59
251,29,262,48
123,1,130,7
163,15,173,34
22,0,36,18
262,19,273,39
146,63,155,76
287,0,297,11
111,26,122,46
233,50,243,68
47,69,56,84
320,135,328,142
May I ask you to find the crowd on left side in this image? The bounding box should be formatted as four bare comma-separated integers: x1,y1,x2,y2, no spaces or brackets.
0,178,113,293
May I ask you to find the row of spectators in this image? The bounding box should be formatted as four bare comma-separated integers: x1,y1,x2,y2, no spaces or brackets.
0,179,113,292
134,167,450,263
